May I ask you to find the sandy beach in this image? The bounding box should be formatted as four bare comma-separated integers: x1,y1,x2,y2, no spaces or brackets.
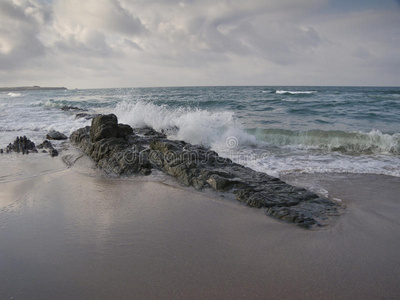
1,0,400,298
1,153,399,299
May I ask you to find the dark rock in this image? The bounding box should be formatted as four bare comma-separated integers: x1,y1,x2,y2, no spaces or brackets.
49,149,58,157
75,113,101,120
46,130,68,140
118,124,134,138
70,114,340,228
2,136,63,158
61,105,87,111
5,136,37,154
41,140,54,149
90,114,118,143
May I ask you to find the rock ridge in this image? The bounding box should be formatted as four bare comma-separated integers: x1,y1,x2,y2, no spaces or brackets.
70,114,339,228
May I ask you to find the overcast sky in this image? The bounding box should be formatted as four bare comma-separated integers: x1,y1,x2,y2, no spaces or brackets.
0,0,399,88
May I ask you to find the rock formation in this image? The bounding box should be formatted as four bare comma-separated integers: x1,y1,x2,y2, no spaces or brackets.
2,137,59,157
2,136,38,154
37,140,59,157
71,114,339,228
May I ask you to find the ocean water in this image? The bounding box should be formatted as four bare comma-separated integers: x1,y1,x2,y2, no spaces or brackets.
1,86,399,177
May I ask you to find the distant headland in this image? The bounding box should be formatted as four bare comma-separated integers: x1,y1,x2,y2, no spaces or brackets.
0,86,67,92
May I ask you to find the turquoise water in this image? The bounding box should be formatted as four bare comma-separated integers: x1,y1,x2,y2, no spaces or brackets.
1,86,400,177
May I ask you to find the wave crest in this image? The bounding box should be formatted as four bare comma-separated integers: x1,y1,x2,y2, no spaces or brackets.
276,90,316,95
253,128,400,155
8,92,23,97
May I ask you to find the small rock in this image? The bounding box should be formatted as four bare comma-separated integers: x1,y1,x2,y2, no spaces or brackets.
49,149,58,157
75,113,100,120
46,131,68,140
61,105,87,111
39,140,54,149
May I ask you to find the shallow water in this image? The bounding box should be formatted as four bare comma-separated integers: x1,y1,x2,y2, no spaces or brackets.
1,86,400,178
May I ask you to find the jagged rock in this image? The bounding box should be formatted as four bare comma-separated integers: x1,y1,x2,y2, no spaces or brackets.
46,130,68,140
70,121,152,176
37,140,55,152
70,114,340,228
42,140,54,149
4,136,37,154
2,137,62,158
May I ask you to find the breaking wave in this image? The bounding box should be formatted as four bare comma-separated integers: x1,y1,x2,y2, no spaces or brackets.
114,100,260,150
276,90,316,95
252,128,400,155
113,100,400,177
114,100,399,156
8,92,23,97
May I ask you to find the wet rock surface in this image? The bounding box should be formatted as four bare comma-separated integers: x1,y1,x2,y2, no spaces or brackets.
71,114,340,228
2,137,60,157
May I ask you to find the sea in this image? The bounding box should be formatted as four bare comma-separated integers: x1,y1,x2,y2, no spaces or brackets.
1,86,400,178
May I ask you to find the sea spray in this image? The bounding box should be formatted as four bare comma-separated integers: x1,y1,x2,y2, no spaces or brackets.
114,100,261,151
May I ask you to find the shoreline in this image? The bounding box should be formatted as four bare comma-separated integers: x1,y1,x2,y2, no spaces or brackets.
1,151,400,298
68,114,340,228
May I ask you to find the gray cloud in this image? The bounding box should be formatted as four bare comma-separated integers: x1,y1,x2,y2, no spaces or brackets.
0,0,399,87
0,0,50,70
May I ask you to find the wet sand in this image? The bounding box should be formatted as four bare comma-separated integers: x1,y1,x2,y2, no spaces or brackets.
1,154,399,299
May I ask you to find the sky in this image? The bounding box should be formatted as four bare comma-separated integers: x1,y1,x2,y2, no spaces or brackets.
0,0,399,88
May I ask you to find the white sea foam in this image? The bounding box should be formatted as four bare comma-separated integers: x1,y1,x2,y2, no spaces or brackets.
113,100,400,178
242,152,400,178
276,90,316,95
114,100,260,150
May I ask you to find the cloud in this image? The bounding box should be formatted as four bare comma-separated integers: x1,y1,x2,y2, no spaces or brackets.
0,0,50,69
0,0,399,87
53,0,146,37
